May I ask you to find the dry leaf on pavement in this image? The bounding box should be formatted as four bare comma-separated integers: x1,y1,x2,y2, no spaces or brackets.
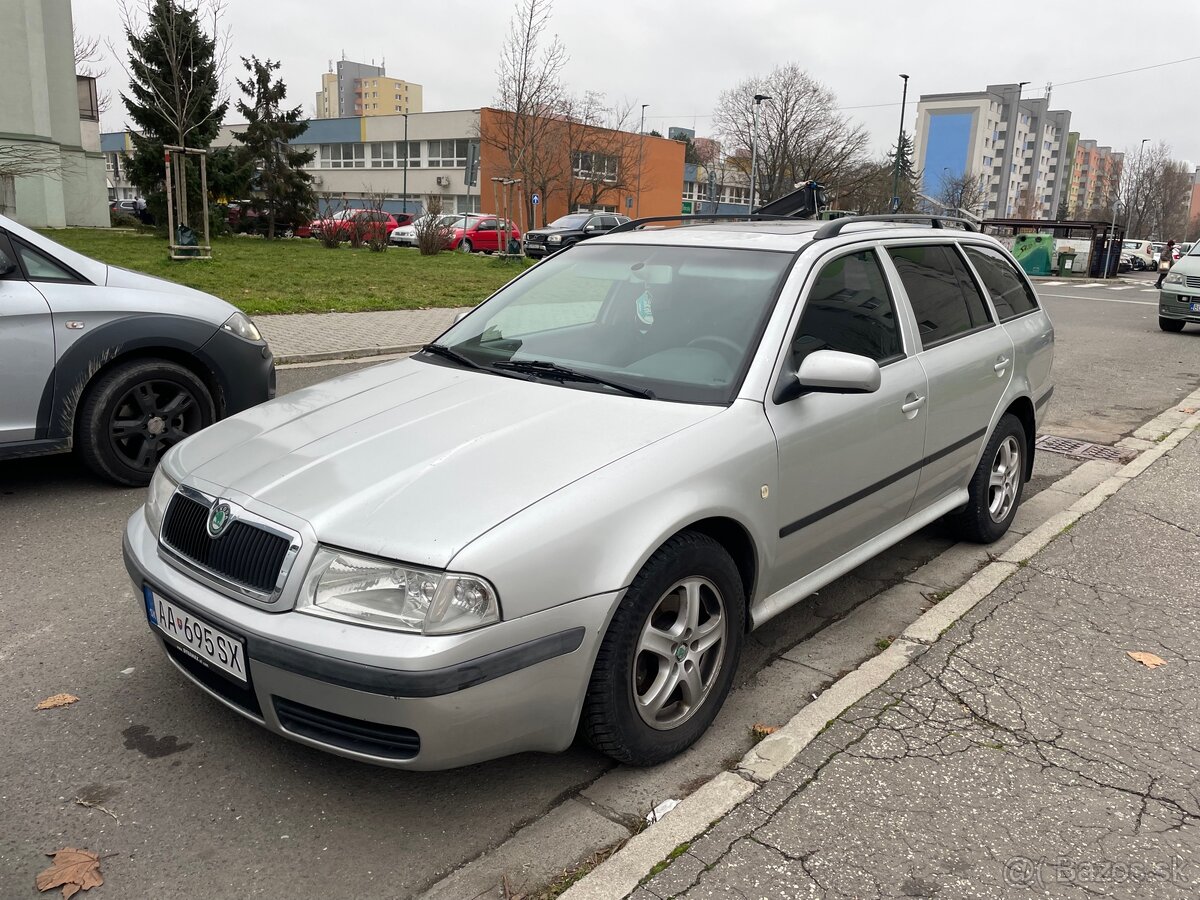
751,723,779,739
35,694,80,710
1180,407,1197,414
1127,651,1167,669
35,848,104,898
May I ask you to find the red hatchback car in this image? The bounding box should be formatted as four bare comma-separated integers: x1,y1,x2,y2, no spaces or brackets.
448,215,522,253
303,209,412,241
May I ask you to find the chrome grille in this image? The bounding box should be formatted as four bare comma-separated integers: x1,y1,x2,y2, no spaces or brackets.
1185,275,1200,289
161,490,295,596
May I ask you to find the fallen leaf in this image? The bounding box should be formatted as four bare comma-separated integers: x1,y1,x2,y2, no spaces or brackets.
35,848,104,898
1180,407,1197,415
35,694,79,710
751,723,779,739
1127,651,1166,669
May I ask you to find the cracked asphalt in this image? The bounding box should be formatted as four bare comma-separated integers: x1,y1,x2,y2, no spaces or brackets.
636,430,1200,900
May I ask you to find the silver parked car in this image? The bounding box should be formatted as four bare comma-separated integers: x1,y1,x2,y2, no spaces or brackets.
0,214,275,485
123,215,1053,769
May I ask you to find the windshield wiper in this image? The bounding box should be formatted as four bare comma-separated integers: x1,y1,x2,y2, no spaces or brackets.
420,343,485,370
493,359,655,399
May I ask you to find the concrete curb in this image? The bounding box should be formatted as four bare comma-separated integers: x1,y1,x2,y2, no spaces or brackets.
560,390,1200,900
274,343,424,366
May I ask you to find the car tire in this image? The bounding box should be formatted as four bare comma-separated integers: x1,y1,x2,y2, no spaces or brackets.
1159,317,1185,333
461,239,473,254
945,414,1027,544
582,531,745,766
77,358,216,487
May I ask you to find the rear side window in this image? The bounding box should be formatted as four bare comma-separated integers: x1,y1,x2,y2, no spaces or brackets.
887,245,991,348
791,249,902,368
964,246,1039,320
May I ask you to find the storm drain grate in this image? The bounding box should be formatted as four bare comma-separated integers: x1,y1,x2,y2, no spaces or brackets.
1036,434,1136,463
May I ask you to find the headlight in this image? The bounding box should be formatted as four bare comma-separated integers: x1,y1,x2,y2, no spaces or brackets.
222,311,262,341
297,547,500,634
144,465,178,537
1164,271,1184,285
547,234,562,244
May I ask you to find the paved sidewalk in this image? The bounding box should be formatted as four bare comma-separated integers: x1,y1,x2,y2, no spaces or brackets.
257,307,463,364
628,429,1200,899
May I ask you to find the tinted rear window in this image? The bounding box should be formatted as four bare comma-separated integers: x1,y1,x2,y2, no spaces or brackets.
887,245,991,347
964,246,1039,320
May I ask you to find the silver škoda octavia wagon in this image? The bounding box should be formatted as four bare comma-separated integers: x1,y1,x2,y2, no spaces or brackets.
124,213,1053,770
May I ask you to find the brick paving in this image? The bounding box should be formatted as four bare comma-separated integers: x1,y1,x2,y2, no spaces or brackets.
257,307,464,363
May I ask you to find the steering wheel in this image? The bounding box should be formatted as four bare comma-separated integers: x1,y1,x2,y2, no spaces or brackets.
687,336,743,366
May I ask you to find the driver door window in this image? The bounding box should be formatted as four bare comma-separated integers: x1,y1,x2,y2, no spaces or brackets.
790,248,903,370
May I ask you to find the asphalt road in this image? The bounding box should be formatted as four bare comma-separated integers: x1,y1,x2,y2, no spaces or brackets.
2,282,1198,899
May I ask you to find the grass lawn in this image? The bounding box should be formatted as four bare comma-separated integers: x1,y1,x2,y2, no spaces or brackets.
39,228,535,316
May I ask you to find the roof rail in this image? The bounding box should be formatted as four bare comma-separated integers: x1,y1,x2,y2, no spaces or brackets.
607,213,804,235
813,214,978,241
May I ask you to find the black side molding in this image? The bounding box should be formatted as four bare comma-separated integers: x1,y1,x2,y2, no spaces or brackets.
1035,386,1054,410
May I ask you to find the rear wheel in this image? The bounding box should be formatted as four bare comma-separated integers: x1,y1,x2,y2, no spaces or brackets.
582,531,744,766
1159,317,1186,333
77,359,215,486
945,414,1026,544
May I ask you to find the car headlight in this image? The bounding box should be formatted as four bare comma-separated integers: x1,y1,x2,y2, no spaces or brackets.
1164,271,1184,285
144,465,178,537
222,311,262,341
547,234,562,244
297,547,501,634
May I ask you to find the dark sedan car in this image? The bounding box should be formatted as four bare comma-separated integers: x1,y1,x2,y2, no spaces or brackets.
523,212,630,258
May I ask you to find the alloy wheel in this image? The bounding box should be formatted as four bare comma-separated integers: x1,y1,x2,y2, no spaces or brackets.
987,435,1022,523
108,379,202,473
632,576,728,730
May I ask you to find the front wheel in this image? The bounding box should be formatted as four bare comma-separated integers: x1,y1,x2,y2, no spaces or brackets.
582,531,745,766
1160,317,1186,333
460,239,473,253
77,359,216,486
945,414,1027,544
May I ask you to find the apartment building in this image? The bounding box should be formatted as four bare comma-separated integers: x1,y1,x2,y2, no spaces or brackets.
0,0,108,226
913,84,1071,219
1066,136,1124,219
314,59,422,119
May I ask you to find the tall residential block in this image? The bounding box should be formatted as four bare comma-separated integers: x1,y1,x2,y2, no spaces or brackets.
315,58,422,118
0,0,108,226
1065,136,1124,219
913,84,1071,219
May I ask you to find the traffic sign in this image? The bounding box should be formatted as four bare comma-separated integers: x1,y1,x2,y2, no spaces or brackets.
531,193,540,206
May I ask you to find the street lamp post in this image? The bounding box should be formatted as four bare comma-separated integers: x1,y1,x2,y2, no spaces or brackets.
1127,137,1149,238
402,113,409,214
635,103,649,217
748,93,771,212
891,74,909,212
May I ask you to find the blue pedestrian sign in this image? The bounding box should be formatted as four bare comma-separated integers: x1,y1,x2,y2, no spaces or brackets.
531,193,540,206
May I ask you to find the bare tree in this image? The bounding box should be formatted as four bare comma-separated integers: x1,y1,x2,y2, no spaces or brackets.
0,144,66,179
561,92,643,214
937,169,987,217
363,191,390,252
1118,142,1192,239
484,0,568,230
73,30,112,114
713,64,871,206
315,193,347,248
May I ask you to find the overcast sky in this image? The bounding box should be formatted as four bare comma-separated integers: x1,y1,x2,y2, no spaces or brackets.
74,0,1200,168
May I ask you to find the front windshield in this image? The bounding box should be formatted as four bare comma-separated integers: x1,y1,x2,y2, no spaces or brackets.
1189,243,1200,257
428,243,793,404
1122,241,1141,250
548,214,590,229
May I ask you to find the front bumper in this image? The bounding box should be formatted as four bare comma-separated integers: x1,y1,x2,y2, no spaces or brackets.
122,508,615,769
524,242,548,258
198,328,276,412
1159,288,1200,323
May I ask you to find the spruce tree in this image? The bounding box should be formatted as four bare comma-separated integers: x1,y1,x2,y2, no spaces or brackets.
888,130,922,211
121,0,227,229
232,56,316,238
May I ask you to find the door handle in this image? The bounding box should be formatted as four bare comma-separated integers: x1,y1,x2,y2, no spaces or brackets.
994,357,1011,373
901,395,926,414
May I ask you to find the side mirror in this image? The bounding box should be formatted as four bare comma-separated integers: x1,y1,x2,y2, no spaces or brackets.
584,225,597,233
795,349,881,394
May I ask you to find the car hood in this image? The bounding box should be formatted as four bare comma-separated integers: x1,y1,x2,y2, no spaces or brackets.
174,358,720,568
102,265,236,321
525,227,577,239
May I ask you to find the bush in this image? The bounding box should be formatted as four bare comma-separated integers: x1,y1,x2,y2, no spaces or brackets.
110,211,140,229
416,195,452,256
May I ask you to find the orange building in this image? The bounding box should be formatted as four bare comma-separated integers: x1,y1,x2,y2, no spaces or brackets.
478,107,685,231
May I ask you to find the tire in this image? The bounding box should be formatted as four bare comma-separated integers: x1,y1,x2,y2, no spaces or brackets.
945,413,1027,544
77,359,216,486
582,531,745,766
1160,317,1185,333
460,239,473,253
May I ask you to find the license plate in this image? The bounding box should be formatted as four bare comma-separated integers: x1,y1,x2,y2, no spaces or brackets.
144,587,247,683
1190,302,1200,312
